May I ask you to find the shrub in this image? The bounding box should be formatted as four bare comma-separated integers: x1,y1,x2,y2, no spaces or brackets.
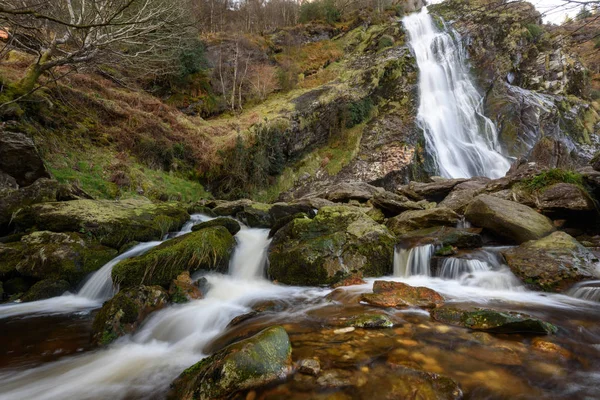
345,98,374,128
525,24,544,40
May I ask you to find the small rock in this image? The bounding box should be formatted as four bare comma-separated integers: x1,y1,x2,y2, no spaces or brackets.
361,281,444,309
333,327,356,334
298,358,321,376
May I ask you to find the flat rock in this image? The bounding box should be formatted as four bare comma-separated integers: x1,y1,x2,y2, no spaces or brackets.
386,207,460,235
361,280,444,309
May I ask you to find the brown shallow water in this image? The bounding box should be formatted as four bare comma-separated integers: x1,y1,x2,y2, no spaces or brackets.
0,277,599,400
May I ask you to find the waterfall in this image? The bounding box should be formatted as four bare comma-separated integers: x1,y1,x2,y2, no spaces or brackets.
403,8,511,179
228,228,271,280
567,281,600,302
439,257,491,280
393,244,435,277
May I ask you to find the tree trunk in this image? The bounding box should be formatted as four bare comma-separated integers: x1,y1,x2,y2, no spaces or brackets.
14,63,44,95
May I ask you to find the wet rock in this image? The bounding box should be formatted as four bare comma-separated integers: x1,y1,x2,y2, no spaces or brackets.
313,182,383,203
531,338,571,359
14,198,189,249
316,369,355,388
113,227,235,289
269,212,310,238
192,217,241,235
20,279,70,302
431,306,558,335
0,231,116,292
0,130,50,187
501,231,600,291
371,191,425,217
331,273,367,288
169,271,203,303
344,313,394,328
92,285,169,345
465,195,555,243
537,183,595,214
268,206,396,286
297,358,321,376
169,326,292,400
386,207,460,235
407,178,468,202
397,226,482,249
237,203,274,228
361,281,444,309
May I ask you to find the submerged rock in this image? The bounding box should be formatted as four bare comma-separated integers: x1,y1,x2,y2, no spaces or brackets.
361,280,444,309
386,207,460,235
169,326,292,400
113,227,235,289
14,198,189,249
20,279,70,302
268,206,396,285
465,195,555,243
191,217,241,235
431,306,558,335
297,358,321,376
343,313,395,328
92,285,169,345
502,231,600,291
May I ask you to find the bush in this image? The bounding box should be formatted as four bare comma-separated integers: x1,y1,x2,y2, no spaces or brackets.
525,24,544,40
345,98,374,128
299,0,340,24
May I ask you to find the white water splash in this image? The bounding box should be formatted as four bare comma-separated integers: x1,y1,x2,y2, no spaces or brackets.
439,257,491,280
567,280,600,302
393,244,435,277
228,228,271,280
403,7,511,179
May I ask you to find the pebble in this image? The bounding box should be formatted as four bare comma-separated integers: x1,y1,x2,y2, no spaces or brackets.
334,327,355,334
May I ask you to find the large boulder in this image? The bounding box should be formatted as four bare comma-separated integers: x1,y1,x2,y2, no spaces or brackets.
92,285,169,345
236,202,274,228
536,183,595,214
0,231,117,295
465,195,555,243
385,207,460,235
14,198,189,249
438,178,489,214
20,279,70,302
113,227,236,288
361,280,444,309
0,130,50,187
406,178,468,202
268,206,396,285
501,232,600,292
191,217,241,235
397,226,482,249
431,306,558,335
313,182,383,203
371,191,427,217
169,326,292,400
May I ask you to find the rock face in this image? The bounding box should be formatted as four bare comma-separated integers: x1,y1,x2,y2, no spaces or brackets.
0,231,117,299
14,198,189,249
191,217,241,235
385,207,460,235
92,285,169,345
0,130,50,187
268,206,396,286
465,195,555,243
502,231,600,292
170,326,292,400
361,281,444,309
112,227,235,288
431,306,558,335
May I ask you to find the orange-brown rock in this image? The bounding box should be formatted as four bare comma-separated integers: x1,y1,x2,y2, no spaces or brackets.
360,280,444,309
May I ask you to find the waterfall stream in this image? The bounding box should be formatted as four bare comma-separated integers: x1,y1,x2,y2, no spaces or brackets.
403,7,511,179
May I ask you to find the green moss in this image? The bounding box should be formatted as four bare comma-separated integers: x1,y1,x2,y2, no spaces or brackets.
520,169,585,193
377,35,394,51
112,226,235,288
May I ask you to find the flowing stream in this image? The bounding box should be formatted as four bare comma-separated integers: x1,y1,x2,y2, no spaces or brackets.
403,7,511,179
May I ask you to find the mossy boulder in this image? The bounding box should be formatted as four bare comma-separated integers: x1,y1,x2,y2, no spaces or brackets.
361,280,444,309
267,206,396,286
465,195,555,243
14,198,189,249
112,227,235,289
501,231,600,292
385,207,460,235
268,212,310,238
431,306,558,335
21,279,71,302
0,231,117,291
92,285,169,345
191,217,241,235
169,326,293,400
236,203,274,228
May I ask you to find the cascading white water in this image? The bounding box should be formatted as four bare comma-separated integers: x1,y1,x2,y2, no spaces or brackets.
228,228,271,279
403,8,511,179
393,244,435,277
567,281,600,302
439,257,490,280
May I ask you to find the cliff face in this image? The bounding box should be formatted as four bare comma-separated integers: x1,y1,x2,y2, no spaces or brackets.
431,0,600,168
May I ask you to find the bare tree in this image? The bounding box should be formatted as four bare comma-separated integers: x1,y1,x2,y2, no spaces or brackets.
0,0,195,98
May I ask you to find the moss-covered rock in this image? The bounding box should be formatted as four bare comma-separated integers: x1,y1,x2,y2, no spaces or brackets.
14,198,189,249
385,207,460,235
191,217,241,235
92,285,169,345
343,313,394,328
431,306,558,335
501,231,600,292
169,326,293,400
21,279,71,302
268,212,310,238
112,227,235,289
268,206,396,286
236,202,274,228
0,231,117,290
465,194,555,243
169,271,203,303
361,280,444,309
